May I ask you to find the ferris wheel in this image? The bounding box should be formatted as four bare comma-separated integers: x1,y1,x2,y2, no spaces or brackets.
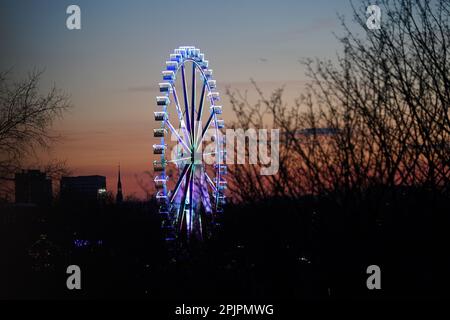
153,46,226,242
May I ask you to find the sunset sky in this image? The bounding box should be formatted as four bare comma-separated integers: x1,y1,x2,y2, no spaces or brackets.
1,0,357,198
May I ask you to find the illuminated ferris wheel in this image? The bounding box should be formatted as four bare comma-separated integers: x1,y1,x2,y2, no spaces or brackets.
153,46,226,242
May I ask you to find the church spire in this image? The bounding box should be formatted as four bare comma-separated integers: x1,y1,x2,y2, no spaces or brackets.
116,164,123,204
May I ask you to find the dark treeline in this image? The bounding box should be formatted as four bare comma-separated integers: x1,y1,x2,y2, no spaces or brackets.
1,190,449,299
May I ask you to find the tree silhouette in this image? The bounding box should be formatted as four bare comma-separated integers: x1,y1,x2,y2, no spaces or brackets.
226,0,450,204
0,69,71,201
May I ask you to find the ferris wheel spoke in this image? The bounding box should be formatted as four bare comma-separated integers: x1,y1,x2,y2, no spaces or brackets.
197,81,206,122
169,163,191,203
195,112,214,151
204,171,218,194
171,87,191,147
200,179,213,214
166,156,191,163
165,119,190,154
181,65,191,141
191,63,196,135
194,81,207,143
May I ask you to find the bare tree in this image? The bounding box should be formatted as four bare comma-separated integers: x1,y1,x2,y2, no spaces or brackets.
226,0,450,205
0,69,71,200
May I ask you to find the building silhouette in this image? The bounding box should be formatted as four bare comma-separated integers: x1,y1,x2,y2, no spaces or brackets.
116,165,123,204
15,170,52,206
60,175,106,203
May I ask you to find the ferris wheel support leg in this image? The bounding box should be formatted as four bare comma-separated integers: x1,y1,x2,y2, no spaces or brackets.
179,165,193,233
188,166,194,237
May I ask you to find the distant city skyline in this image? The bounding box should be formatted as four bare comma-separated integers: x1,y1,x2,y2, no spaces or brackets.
0,0,359,198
